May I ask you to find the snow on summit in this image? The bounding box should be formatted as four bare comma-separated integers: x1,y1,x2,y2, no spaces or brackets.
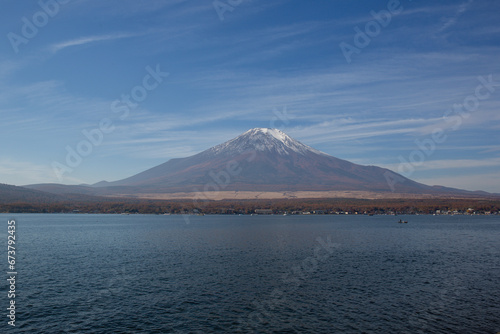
249,128,287,142
207,128,326,156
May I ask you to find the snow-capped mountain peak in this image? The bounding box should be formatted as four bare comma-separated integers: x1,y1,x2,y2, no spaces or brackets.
247,128,287,141
207,128,326,156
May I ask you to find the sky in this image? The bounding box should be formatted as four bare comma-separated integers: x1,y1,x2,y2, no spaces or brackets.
1,0,499,193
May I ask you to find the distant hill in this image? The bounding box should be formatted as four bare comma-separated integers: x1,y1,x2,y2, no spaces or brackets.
0,183,63,204
25,183,104,196
0,183,114,205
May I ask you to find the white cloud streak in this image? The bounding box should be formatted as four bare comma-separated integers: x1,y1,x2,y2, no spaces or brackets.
49,33,141,54
437,0,474,33
379,158,500,172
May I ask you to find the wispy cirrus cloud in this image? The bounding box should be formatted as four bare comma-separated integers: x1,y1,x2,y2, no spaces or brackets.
286,117,438,147
49,33,141,54
379,157,500,172
437,0,474,33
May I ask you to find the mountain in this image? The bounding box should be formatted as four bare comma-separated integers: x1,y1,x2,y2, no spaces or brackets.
92,128,408,192
33,127,483,198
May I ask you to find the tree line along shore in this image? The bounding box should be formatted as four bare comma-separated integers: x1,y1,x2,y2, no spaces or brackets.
1,198,499,215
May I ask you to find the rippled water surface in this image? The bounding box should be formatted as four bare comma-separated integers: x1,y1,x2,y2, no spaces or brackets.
2,213,499,333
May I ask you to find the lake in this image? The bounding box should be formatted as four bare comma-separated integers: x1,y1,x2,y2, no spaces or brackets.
1,214,499,333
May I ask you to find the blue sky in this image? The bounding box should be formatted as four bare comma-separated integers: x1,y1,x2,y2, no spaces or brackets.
1,0,499,192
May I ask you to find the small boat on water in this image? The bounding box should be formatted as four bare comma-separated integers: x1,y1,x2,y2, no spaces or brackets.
398,219,408,223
